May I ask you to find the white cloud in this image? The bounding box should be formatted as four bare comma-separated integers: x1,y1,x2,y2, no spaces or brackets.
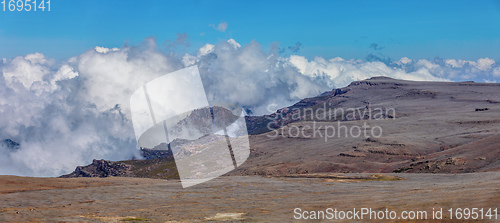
483,79,497,83
198,43,215,56
476,58,495,71
493,67,500,77
210,22,228,32
195,40,330,115
0,37,499,177
95,46,120,54
398,57,412,65
0,40,183,176
287,55,449,88
416,59,440,70
329,57,345,62
227,39,241,49
2,53,52,90
182,53,197,67
77,39,182,113
445,59,465,68
445,58,495,72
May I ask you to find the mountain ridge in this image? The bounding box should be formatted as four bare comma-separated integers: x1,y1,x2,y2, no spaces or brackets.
62,77,500,178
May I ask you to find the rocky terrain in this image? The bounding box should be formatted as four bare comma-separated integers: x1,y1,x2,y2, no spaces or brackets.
2,77,500,222
232,77,500,176
1,173,498,222
60,149,179,179
63,77,500,178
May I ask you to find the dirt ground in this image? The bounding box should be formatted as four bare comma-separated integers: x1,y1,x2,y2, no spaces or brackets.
0,172,498,222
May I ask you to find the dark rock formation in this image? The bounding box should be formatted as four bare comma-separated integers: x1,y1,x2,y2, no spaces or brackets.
475,108,489,111
62,76,500,178
60,159,131,178
1,139,20,150
141,146,173,160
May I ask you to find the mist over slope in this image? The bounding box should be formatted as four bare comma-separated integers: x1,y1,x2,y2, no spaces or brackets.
1,37,499,177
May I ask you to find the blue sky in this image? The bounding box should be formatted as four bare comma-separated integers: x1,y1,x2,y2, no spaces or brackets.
1,0,499,60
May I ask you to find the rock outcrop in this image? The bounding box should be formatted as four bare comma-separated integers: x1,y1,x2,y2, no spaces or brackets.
60,159,131,178
1,139,20,150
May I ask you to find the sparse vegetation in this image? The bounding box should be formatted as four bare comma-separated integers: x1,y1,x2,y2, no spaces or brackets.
121,217,150,221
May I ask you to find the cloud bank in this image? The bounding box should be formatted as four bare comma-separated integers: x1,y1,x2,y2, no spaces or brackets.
1,37,499,176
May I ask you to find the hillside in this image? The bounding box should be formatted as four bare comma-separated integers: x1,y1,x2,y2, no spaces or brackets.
62,77,500,178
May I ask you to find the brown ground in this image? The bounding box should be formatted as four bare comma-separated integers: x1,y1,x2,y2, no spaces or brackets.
63,77,500,179
3,77,500,222
232,77,500,175
0,173,499,222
